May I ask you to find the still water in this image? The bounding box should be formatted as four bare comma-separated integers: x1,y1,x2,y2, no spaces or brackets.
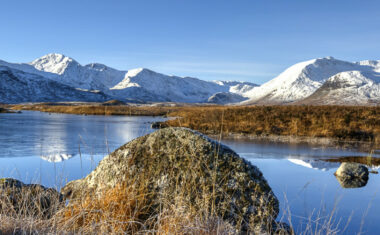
0,111,379,234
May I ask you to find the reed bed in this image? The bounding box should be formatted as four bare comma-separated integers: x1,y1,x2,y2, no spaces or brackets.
163,105,380,143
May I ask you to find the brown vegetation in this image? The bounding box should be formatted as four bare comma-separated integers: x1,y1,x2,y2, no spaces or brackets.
0,180,347,234
57,183,151,234
163,105,380,143
57,183,236,234
324,155,380,168
0,180,238,234
11,104,380,143
11,103,181,116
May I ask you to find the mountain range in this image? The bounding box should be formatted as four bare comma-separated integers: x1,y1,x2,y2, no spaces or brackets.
0,54,379,105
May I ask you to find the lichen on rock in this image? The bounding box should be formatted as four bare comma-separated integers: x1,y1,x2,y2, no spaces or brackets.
62,127,283,233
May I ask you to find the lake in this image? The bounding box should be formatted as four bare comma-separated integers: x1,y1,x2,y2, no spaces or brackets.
1,111,379,234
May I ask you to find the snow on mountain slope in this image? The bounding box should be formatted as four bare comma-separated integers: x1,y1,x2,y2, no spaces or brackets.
214,80,258,96
30,53,126,90
0,65,110,103
243,57,370,104
110,68,256,102
357,60,380,72
0,58,53,79
5,53,255,103
299,70,380,105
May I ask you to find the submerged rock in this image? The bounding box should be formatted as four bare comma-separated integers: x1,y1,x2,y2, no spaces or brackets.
0,178,62,218
334,163,369,188
62,127,281,233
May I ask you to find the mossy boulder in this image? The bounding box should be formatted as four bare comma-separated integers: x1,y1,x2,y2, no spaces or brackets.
62,127,281,233
0,178,62,218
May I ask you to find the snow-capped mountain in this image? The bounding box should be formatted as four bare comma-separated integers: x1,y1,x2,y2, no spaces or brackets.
30,53,126,90
1,53,379,104
243,57,380,105
0,65,110,103
0,53,258,103
299,70,380,105
110,68,257,103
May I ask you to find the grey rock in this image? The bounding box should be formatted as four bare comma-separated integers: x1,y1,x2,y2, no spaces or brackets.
207,92,248,104
0,178,62,218
334,163,369,188
335,162,369,179
151,121,168,129
62,127,281,233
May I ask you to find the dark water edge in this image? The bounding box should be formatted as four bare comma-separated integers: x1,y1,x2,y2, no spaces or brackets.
0,111,379,234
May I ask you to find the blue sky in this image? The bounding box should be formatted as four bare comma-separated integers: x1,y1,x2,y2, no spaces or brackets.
1,0,380,84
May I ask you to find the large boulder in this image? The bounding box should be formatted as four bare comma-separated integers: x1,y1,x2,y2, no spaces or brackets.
0,178,62,218
62,127,281,233
334,163,369,188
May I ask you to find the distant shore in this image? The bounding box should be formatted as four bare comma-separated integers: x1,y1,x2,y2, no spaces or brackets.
209,133,378,152
7,102,380,150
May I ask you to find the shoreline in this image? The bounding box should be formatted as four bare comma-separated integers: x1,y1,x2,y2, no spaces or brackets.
7,103,380,151
210,133,379,152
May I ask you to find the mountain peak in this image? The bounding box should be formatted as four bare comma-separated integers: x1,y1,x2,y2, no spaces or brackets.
126,68,154,77
323,56,335,60
243,56,370,104
33,53,75,64
30,53,79,75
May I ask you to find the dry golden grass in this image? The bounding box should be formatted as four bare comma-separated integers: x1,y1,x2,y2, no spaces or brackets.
57,183,151,234
0,181,235,234
0,184,62,234
0,181,351,235
10,104,380,143
163,105,380,143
